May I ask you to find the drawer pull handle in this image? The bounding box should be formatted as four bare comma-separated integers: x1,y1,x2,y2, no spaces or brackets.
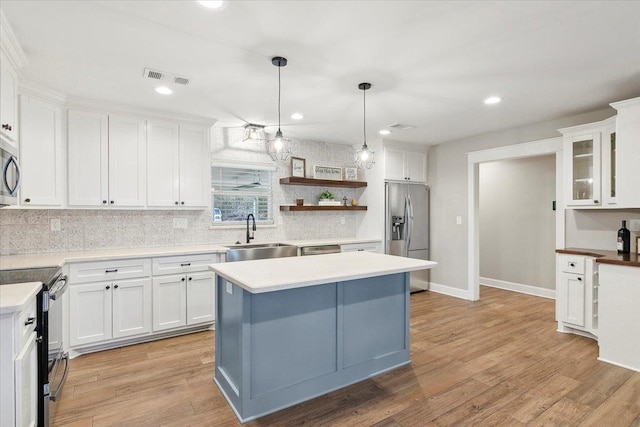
105,285,110,290
105,269,118,273
577,277,582,281
181,263,191,267
569,263,575,267
24,317,35,326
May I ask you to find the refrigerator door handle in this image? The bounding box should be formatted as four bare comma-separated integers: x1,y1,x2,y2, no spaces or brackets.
406,194,413,252
385,183,390,254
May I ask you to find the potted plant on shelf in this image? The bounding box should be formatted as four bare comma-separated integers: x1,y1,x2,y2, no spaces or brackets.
319,190,340,206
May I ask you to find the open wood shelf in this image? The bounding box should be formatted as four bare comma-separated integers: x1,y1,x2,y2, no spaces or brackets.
280,205,368,212
279,177,367,188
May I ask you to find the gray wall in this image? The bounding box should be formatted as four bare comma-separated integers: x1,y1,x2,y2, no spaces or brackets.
428,107,614,292
565,209,640,252
479,155,556,290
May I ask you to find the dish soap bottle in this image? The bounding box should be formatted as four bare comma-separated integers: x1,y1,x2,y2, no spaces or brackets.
617,220,630,254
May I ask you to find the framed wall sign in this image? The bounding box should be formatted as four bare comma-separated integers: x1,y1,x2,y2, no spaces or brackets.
344,167,358,181
291,157,306,178
637,236,640,255
313,165,343,181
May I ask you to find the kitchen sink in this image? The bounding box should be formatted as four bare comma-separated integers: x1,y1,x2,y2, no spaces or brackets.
224,243,298,262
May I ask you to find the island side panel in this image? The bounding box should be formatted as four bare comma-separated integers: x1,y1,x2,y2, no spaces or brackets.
342,273,408,368
214,276,244,413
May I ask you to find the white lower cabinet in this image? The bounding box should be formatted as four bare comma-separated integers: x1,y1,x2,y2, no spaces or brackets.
69,278,152,347
340,241,381,253
556,254,598,337
152,254,217,332
0,292,38,427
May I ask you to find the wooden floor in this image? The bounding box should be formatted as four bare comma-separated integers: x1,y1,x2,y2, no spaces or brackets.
54,287,640,427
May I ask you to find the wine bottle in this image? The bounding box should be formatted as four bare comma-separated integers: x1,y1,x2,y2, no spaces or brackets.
617,220,630,254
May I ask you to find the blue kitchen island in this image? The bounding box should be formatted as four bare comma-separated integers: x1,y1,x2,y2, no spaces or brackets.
209,251,437,423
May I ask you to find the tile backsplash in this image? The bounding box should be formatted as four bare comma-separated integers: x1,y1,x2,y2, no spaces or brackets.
0,128,367,255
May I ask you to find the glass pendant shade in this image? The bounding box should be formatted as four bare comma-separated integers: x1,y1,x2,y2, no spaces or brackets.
355,142,375,169
355,82,375,169
267,129,292,161
242,124,266,142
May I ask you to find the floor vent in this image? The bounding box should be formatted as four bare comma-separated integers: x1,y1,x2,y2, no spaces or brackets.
143,68,190,85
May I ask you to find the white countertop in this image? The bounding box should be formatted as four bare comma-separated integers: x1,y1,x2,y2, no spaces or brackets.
0,282,41,315
210,251,437,293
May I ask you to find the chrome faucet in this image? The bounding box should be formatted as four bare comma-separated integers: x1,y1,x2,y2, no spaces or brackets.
246,213,256,243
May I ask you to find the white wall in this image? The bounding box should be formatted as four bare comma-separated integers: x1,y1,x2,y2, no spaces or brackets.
479,155,556,290
428,107,614,292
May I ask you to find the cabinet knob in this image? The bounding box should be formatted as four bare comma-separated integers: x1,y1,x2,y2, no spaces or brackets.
594,200,599,204
577,277,582,281
24,198,31,203
110,200,115,205
102,200,107,204
188,277,192,281
114,284,119,289
569,263,575,267
181,201,185,205
181,277,185,281
105,285,111,290
175,201,179,205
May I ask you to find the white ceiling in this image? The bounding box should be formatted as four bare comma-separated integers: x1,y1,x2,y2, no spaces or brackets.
2,1,640,146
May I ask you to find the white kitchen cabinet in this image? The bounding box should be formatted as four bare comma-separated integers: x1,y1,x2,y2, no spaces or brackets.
561,125,602,207
152,254,217,331
340,241,381,253
601,118,617,206
0,50,19,144
556,254,597,338
147,120,209,208
610,97,640,207
18,94,64,206
69,277,152,347
384,146,427,183
0,291,38,427
68,110,146,207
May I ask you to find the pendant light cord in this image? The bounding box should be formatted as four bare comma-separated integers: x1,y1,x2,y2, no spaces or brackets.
362,87,367,148
278,63,281,131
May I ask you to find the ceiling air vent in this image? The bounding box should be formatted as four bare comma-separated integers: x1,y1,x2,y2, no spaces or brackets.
388,123,415,131
143,68,190,85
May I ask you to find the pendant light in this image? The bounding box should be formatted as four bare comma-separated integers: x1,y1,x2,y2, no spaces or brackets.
242,123,266,142
267,56,292,161
354,82,375,169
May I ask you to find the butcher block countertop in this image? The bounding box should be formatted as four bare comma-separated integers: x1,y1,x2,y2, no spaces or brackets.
556,248,640,268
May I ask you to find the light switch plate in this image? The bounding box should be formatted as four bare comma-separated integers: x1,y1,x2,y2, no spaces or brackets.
456,216,462,225
50,218,61,232
173,218,188,229
630,219,640,232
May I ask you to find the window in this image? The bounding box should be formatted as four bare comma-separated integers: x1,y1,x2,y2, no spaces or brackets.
211,164,273,224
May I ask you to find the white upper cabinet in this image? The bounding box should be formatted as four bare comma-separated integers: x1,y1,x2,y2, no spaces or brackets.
610,97,640,208
560,96,640,209
0,50,19,143
147,120,209,208
68,110,146,207
18,95,64,206
384,146,427,183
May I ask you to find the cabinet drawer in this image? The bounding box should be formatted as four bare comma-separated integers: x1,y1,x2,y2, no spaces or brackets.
17,296,37,351
340,242,381,253
152,254,217,276
559,255,585,274
69,258,151,283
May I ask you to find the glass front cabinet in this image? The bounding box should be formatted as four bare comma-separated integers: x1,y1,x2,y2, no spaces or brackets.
561,117,616,207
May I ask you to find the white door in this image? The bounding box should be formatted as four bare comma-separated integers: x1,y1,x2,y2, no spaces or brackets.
112,278,152,339
186,272,215,325
14,332,37,427
70,283,112,346
108,115,146,207
406,151,427,183
384,148,406,181
179,124,209,207
68,110,109,206
0,51,18,142
152,275,187,331
562,273,586,327
19,96,63,206
147,120,179,207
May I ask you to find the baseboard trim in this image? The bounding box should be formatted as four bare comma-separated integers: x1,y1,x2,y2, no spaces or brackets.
428,282,474,301
480,277,555,300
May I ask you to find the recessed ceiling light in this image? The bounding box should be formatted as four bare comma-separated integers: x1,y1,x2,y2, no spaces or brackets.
291,113,304,120
154,86,173,95
379,130,391,135
197,0,227,10
484,96,502,105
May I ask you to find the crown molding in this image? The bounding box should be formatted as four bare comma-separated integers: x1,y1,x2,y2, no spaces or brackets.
0,11,28,70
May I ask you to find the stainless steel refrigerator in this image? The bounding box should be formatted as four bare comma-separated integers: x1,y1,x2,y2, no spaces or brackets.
385,182,430,292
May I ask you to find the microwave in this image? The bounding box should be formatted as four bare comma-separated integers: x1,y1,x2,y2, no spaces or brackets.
0,138,20,207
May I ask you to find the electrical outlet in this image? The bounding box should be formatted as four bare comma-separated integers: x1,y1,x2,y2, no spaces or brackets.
630,219,640,232
50,218,61,232
173,218,188,229
226,282,233,295
340,216,345,225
